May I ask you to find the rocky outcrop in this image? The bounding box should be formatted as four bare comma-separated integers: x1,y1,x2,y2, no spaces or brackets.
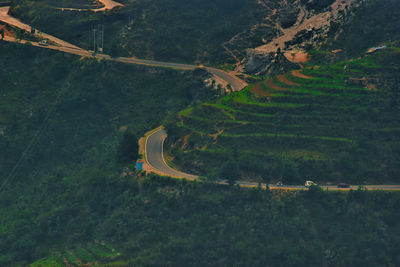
241,49,299,76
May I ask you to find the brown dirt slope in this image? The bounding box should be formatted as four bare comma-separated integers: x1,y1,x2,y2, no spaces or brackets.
292,69,313,79
278,74,300,86
267,79,286,90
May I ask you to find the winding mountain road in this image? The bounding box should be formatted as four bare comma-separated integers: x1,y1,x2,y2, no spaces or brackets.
146,129,198,180
56,0,123,12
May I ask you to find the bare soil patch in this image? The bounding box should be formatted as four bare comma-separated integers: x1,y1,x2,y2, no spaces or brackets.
181,133,191,149
210,129,224,140
284,50,310,63
291,69,313,79
277,74,299,86
0,24,14,38
267,79,286,91
251,83,271,96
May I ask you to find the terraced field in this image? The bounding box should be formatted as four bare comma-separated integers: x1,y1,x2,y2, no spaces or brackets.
30,242,124,267
166,48,400,184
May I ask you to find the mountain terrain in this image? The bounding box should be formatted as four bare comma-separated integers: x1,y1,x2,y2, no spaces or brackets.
0,0,400,266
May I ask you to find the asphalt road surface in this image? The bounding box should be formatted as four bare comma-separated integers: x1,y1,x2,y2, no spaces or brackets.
146,128,198,180
56,0,123,12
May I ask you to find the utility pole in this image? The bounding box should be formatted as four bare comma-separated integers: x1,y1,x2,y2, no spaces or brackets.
92,28,97,53
97,24,104,53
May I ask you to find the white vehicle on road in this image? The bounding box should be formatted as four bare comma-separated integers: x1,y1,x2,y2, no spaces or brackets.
38,40,48,46
305,180,317,187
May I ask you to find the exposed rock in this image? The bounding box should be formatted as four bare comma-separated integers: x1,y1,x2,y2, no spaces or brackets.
192,68,227,95
241,49,299,76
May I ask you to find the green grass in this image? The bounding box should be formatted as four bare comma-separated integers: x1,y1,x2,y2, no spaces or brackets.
65,251,81,265
30,256,63,267
87,243,115,258
99,260,130,266
221,132,352,142
75,247,95,263
29,243,122,266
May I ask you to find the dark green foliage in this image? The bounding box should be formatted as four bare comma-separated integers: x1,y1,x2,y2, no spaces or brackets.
36,0,101,9
2,173,400,266
279,7,300,29
0,42,212,180
218,160,241,185
117,132,138,164
0,42,217,265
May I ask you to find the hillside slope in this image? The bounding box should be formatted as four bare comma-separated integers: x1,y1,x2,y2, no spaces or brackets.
166,48,400,184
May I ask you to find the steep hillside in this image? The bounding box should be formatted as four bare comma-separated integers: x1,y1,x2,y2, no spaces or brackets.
327,0,400,56
1,1,400,266
8,0,400,70
0,42,214,195
165,48,400,184
3,173,400,266
9,0,266,64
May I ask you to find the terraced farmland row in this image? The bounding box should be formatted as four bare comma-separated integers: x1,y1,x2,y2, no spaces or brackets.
30,242,124,267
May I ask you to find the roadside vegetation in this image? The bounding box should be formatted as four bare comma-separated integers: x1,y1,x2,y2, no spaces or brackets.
166,48,400,185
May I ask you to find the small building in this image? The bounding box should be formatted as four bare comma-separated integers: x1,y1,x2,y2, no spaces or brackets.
136,162,144,171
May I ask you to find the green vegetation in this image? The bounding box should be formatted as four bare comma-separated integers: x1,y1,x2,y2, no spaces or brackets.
30,242,122,266
1,1,400,265
35,0,103,9
166,48,400,184
117,132,138,164
0,42,213,180
15,176,400,266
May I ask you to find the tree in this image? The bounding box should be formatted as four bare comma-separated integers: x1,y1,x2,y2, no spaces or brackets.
117,132,138,164
219,160,241,185
280,159,301,184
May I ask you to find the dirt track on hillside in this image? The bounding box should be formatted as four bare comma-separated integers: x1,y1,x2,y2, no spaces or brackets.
56,0,122,12
292,69,313,79
278,74,299,86
267,79,286,91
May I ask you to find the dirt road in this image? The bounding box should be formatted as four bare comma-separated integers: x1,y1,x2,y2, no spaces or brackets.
0,6,82,50
57,0,123,12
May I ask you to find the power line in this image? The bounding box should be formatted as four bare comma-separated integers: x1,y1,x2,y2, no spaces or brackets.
0,84,68,193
